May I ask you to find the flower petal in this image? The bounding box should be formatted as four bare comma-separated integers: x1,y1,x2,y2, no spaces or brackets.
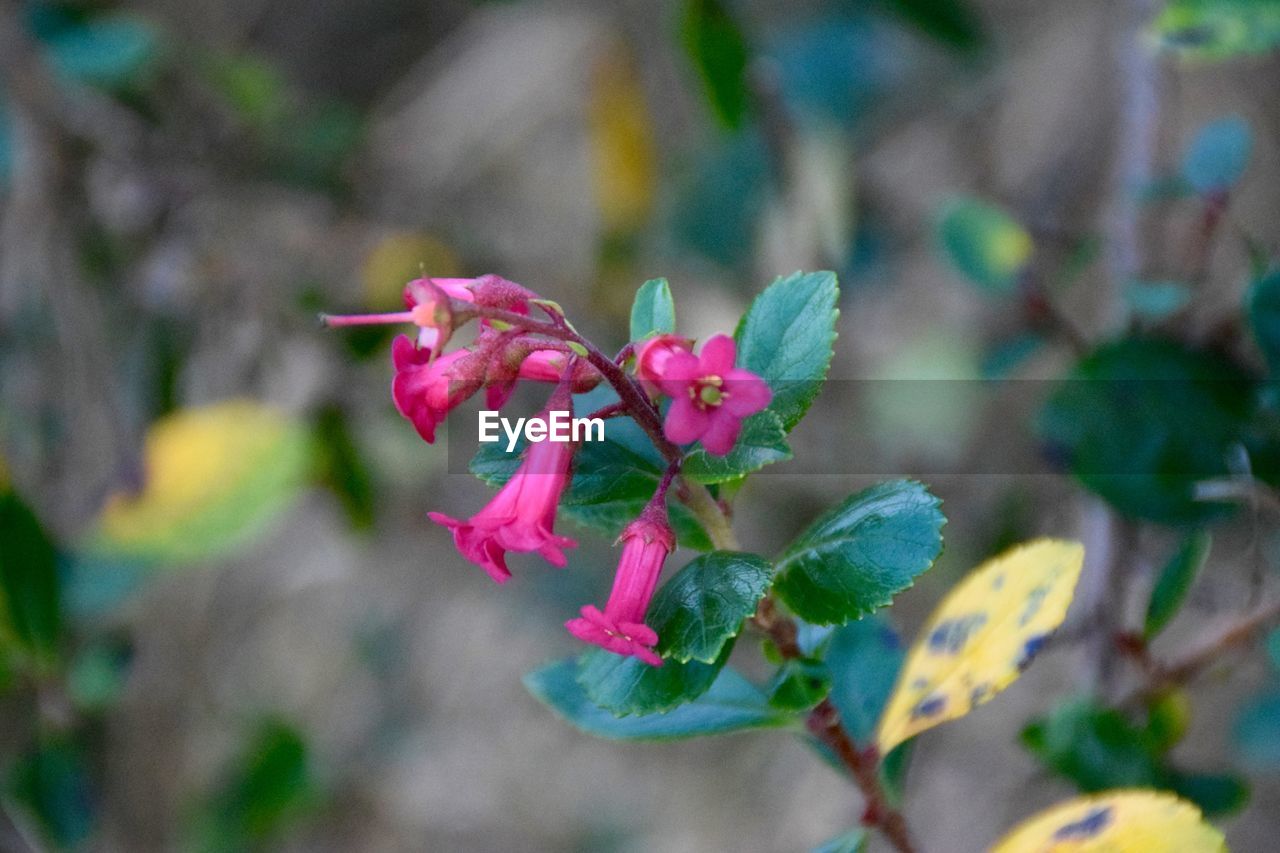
722,369,772,416
663,394,710,445
699,334,737,375
700,410,743,456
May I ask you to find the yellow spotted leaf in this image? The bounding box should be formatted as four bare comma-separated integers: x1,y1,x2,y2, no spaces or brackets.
95,400,311,563
876,539,1084,753
588,46,656,235
989,789,1226,853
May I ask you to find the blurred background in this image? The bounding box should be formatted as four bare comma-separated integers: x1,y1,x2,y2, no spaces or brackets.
2,0,1280,850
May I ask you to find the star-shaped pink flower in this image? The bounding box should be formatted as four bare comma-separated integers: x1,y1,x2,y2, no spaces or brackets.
657,334,771,456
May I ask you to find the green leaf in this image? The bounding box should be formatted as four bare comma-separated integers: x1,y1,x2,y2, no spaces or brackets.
1144,531,1212,639
314,405,376,529
1153,0,1280,60
936,196,1032,293
774,481,945,625
879,0,983,51
681,409,792,483
577,642,734,716
812,828,868,853
1124,280,1193,321
734,270,840,431
193,720,315,851
767,657,831,711
1024,696,1245,816
1168,771,1250,817
1247,269,1280,374
8,737,95,848
650,551,772,663
0,491,62,659
1022,697,1165,791
630,278,676,341
1181,115,1253,194
680,0,751,129
525,658,789,739
824,615,904,742
1038,338,1257,524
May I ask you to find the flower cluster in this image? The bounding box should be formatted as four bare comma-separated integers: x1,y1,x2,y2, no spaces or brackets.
325,275,773,666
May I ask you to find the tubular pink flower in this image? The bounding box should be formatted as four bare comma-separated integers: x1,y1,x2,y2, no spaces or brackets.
428,414,577,583
565,509,675,666
633,334,693,396
391,336,481,443
656,334,772,456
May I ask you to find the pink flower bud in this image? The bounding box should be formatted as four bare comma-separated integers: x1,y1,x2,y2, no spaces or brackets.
428,413,577,583
633,334,693,396
565,508,675,666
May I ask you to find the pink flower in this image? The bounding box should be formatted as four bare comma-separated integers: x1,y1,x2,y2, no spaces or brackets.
565,510,675,666
634,334,693,396
657,334,771,456
391,336,482,443
428,415,577,583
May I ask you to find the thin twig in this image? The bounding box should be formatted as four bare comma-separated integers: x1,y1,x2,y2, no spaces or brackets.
1120,595,1280,708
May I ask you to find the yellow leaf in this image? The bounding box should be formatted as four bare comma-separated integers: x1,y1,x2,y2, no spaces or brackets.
96,400,310,562
588,46,656,235
989,789,1226,852
876,539,1085,753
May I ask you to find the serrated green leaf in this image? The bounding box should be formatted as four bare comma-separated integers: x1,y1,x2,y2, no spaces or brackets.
0,491,61,659
937,196,1032,293
767,657,831,711
1181,115,1252,194
734,270,839,431
681,409,792,483
774,481,945,625
1144,531,1212,639
577,641,733,716
680,0,751,129
525,658,789,739
824,615,904,742
1247,269,1280,374
650,551,772,663
630,278,676,341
